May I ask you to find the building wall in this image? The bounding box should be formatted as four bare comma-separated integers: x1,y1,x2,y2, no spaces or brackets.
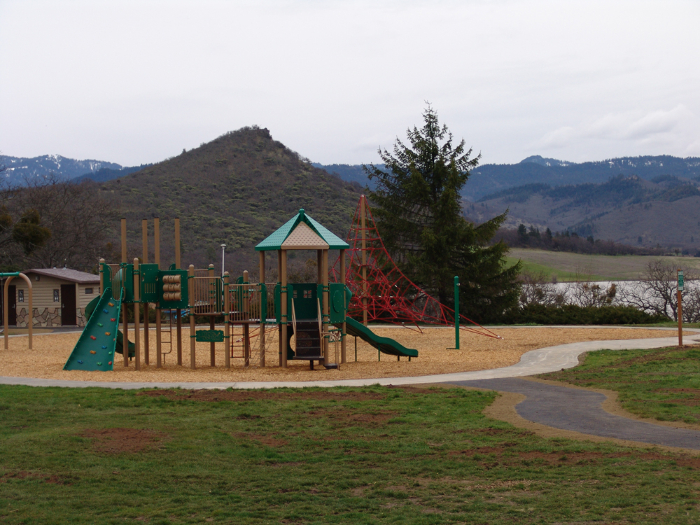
11,274,100,327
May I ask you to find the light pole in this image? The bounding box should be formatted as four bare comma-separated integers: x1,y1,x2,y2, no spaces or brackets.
221,244,226,278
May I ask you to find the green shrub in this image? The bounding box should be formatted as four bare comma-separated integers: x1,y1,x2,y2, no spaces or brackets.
502,304,666,325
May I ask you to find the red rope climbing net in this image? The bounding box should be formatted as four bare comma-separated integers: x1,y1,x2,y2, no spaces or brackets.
331,196,500,338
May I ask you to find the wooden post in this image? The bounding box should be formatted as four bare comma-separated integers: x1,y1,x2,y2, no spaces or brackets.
277,251,283,367
678,268,683,347
26,275,32,350
142,219,149,365
259,251,266,367
175,218,182,364
189,264,196,369
3,278,10,350
280,250,287,368
243,270,250,367
208,264,216,367
340,248,346,364
322,250,329,366
361,196,368,326
224,271,230,369
133,258,141,370
154,218,161,368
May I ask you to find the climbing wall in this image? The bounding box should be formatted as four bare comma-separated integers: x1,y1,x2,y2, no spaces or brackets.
63,288,123,371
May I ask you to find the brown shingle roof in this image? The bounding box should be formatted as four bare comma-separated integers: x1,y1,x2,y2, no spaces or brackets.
24,268,100,284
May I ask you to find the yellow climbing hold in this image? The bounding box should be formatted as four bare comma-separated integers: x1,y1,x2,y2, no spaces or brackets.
108,303,114,307
105,332,111,336
90,350,96,354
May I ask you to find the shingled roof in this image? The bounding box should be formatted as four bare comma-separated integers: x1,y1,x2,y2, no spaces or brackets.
255,209,349,251
23,268,100,284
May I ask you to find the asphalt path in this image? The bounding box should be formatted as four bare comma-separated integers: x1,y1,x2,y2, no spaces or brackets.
450,377,700,450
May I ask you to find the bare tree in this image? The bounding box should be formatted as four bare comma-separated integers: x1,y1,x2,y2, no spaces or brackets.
567,281,617,307
617,260,698,320
1,174,119,272
518,270,566,306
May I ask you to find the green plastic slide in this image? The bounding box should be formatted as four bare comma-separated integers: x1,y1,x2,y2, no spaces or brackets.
63,288,125,371
341,317,418,358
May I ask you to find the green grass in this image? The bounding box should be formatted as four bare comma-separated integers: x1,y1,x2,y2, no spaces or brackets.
2,385,700,523
543,346,700,424
507,248,700,281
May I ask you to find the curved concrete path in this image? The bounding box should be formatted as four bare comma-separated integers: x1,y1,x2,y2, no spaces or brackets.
451,377,700,450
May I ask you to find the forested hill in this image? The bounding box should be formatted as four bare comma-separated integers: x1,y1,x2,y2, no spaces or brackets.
315,155,700,201
102,127,361,273
469,175,700,250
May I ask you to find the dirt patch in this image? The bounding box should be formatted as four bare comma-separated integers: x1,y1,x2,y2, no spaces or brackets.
0,471,72,485
664,398,700,406
655,388,700,394
137,389,386,402
79,428,169,454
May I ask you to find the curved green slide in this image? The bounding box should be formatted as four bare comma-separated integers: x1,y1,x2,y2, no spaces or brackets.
341,317,418,358
63,288,133,372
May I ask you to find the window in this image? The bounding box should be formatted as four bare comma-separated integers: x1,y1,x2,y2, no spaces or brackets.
53,290,59,302
303,290,312,299
18,290,24,303
85,288,93,295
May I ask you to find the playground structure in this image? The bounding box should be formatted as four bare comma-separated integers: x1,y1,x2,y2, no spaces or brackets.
2,272,33,350
63,209,417,372
332,195,500,340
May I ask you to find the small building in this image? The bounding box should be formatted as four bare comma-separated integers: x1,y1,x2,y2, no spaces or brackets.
0,268,100,328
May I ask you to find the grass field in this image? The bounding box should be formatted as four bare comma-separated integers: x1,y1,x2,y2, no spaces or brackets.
2,383,700,524
543,345,700,424
505,248,700,281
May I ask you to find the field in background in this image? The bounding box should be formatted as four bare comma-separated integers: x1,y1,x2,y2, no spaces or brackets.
505,249,700,282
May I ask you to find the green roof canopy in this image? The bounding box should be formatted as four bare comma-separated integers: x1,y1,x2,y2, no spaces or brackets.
256,209,349,251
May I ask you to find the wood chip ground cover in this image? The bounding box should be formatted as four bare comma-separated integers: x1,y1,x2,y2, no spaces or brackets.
0,326,684,383
1,384,699,523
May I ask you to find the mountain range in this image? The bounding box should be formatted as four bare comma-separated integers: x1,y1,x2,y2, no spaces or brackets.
5,140,700,257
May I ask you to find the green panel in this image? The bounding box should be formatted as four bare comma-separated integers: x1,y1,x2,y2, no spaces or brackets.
158,269,188,309
291,283,317,320
274,284,281,323
111,266,134,303
195,329,224,343
329,283,347,324
139,263,160,303
260,283,268,322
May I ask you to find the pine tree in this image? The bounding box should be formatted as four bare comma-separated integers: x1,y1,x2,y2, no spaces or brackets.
364,105,521,321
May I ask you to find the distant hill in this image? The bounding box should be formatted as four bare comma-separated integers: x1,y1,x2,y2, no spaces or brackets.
73,164,152,183
312,163,378,190
470,175,700,250
103,127,361,275
1,154,123,185
315,155,700,201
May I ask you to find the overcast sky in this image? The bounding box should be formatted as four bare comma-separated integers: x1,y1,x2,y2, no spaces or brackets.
1,0,699,167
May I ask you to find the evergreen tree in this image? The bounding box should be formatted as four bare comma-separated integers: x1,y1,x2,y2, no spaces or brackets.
364,106,520,322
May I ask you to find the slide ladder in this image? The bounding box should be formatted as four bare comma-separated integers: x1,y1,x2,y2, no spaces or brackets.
63,288,124,371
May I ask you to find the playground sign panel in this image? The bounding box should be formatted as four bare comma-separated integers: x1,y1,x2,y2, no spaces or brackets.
195,329,224,343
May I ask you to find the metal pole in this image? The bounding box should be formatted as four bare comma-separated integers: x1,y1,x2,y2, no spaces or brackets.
221,244,226,278
454,276,460,350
